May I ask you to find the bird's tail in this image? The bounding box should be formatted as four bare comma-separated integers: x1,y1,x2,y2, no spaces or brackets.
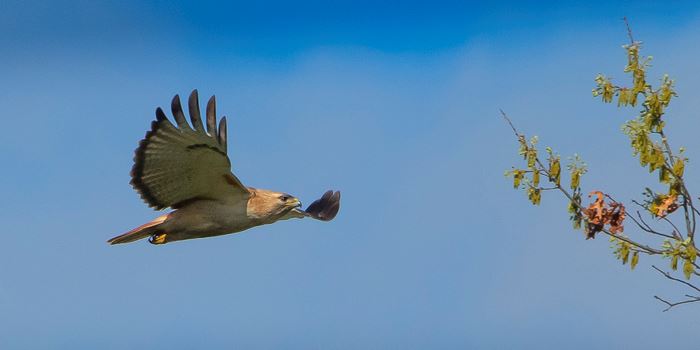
108,214,170,245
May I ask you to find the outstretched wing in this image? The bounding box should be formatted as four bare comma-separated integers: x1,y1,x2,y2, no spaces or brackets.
288,190,340,221
130,90,250,210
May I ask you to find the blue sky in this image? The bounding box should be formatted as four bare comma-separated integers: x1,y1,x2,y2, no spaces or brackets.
2,1,700,348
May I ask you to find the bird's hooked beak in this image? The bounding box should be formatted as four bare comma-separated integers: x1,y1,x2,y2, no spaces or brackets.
287,197,302,208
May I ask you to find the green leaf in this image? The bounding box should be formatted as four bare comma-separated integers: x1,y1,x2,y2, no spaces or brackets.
512,170,524,189
671,255,679,270
528,187,541,206
549,157,561,186
673,158,685,177
687,243,697,262
621,244,630,265
683,259,694,280
532,170,540,187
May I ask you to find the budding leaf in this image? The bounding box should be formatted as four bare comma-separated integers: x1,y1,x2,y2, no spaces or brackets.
673,158,685,177
549,157,561,186
532,170,540,187
687,243,697,262
528,187,541,206
671,255,679,271
512,169,525,189
571,171,580,190
683,259,694,280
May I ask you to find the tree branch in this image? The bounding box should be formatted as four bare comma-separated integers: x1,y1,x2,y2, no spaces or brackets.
658,130,696,241
628,211,676,239
631,199,684,240
502,110,662,254
651,265,700,293
623,17,635,44
501,109,523,139
651,265,700,311
654,294,700,312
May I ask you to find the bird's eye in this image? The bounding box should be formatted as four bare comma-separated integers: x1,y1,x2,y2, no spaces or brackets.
280,195,290,202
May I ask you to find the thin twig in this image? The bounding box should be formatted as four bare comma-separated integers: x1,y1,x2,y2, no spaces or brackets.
623,17,635,44
628,211,675,239
693,205,700,218
652,265,700,293
651,265,700,311
500,109,521,138
654,295,700,312
661,217,684,240
631,199,684,240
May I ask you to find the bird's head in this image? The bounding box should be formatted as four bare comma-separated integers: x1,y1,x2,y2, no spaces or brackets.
247,188,302,222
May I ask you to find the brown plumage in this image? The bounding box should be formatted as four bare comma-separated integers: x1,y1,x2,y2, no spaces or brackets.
108,90,340,245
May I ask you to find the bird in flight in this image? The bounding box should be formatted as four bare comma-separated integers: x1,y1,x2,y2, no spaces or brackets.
108,90,340,245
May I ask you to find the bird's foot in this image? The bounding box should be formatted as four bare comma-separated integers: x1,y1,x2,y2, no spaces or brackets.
149,233,167,245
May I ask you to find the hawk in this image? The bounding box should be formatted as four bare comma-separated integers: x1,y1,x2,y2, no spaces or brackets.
108,90,340,245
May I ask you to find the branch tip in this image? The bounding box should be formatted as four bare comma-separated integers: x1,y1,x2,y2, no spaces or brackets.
622,17,635,44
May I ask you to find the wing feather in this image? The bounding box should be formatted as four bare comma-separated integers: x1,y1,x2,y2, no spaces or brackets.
188,90,205,133
130,90,249,210
218,116,228,152
170,94,192,130
206,96,217,136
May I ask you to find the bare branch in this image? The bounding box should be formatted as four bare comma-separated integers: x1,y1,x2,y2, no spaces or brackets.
652,265,700,293
661,217,684,240
693,205,700,218
654,295,700,312
631,199,684,240
628,211,676,239
622,17,635,44
500,109,522,139
651,265,700,311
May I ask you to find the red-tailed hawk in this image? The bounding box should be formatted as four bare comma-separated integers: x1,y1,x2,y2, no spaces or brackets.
108,90,340,245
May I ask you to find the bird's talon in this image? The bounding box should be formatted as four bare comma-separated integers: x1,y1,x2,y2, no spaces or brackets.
149,233,167,245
